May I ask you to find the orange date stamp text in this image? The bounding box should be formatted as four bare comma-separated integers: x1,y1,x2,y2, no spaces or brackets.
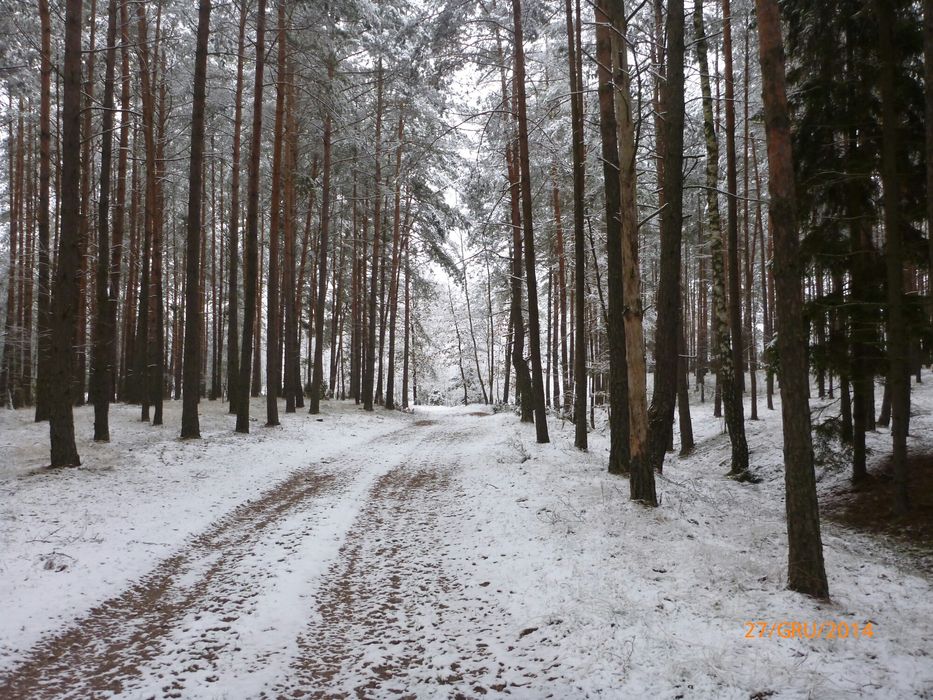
743,621,875,639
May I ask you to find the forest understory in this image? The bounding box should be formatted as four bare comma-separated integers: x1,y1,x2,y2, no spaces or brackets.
1,378,931,699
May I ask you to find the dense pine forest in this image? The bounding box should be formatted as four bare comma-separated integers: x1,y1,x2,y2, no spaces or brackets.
1,0,931,696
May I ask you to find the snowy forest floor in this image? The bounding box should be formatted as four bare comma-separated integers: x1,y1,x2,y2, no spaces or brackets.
1,381,932,699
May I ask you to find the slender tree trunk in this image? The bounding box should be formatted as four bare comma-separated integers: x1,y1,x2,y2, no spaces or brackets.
595,0,631,475
283,58,298,414
110,0,130,404
645,0,686,475
927,0,933,330
552,177,569,416
34,0,53,421
612,0,653,494
180,0,212,438
20,120,34,406
48,0,83,467
310,51,335,414
251,217,263,398
743,19,758,420
75,0,98,408
722,0,744,395
236,0,266,432
677,321,694,454
92,0,119,441
149,31,167,426
752,140,773,410
511,0,549,443
133,3,157,421
121,125,140,401
755,0,829,597
226,2,247,412
265,0,287,425
402,235,410,408
385,111,407,410
695,0,750,477
498,41,533,421
3,110,20,408
362,62,383,412
876,0,909,515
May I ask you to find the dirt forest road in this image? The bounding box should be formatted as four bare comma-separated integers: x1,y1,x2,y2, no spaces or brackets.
0,412,565,699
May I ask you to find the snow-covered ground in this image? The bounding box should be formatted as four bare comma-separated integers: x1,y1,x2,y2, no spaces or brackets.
0,385,931,698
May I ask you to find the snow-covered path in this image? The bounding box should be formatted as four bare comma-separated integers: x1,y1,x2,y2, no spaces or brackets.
0,409,568,698
1,396,932,698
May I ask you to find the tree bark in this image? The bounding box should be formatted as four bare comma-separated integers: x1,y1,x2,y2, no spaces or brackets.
236,0,266,433
181,0,212,439
876,0,910,515
48,0,83,467
76,0,98,408
755,0,829,597
511,0,549,443
595,0,631,476
309,49,335,414
612,0,653,496
362,62,383,412
695,0,749,477
227,0,247,412
645,0,686,475
34,0,53,422
722,0,744,394
92,0,119,441
385,111,408,410
266,0,287,425
496,28,533,421
566,0,587,450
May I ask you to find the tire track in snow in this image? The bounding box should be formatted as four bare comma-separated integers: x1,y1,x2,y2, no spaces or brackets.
272,421,563,699
0,420,431,699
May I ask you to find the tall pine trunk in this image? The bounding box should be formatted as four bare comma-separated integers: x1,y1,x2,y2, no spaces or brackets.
227,1,247,413
384,111,406,410
755,0,829,598
35,0,53,422
362,62,383,412
309,51,335,414
511,0,549,443
645,0,686,474
92,0,119,441
876,0,910,515
722,0,744,395
236,0,266,433
612,0,654,497
695,0,749,477
48,0,83,467
266,0,287,426
181,0,212,439
594,0,631,475
565,0,587,449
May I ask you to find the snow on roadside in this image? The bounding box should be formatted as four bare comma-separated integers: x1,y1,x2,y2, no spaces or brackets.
0,397,410,673
447,385,933,698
